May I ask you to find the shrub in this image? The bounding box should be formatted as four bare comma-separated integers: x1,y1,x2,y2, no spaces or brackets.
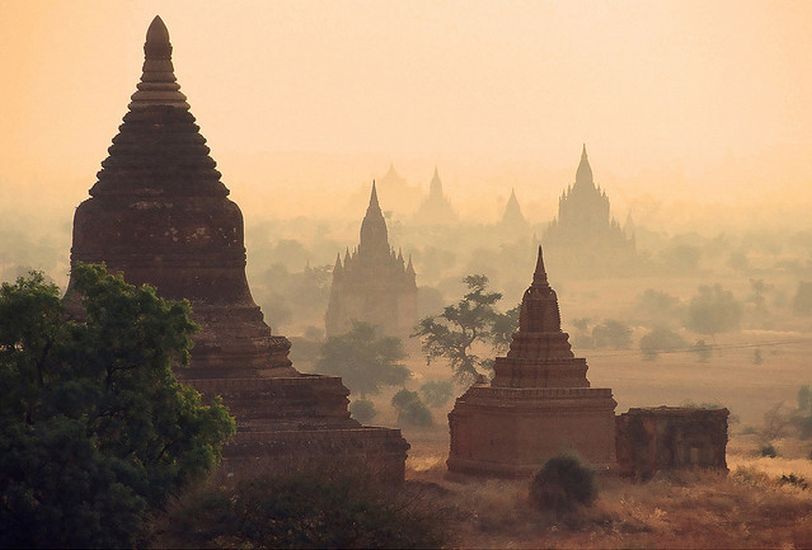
165,475,446,548
760,444,778,458
392,389,433,427
420,380,455,408
349,399,377,423
779,474,809,490
529,455,597,514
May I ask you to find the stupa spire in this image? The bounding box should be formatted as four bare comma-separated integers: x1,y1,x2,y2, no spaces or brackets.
130,16,189,110
532,245,549,287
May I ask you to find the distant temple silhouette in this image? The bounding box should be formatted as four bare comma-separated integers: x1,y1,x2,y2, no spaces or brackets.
413,167,458,224
375,162,422,215
543,145,635,274
326,182,418,341
498,188,530,234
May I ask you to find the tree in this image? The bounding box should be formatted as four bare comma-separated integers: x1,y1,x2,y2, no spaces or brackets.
316,322,410,398
413,274,517,382
793,282,812,316
391,389,433,427
591,319,632,349
691,339,712,362
0,265,235,548
639,327,687,360
349,399,377,423
685,284,742,337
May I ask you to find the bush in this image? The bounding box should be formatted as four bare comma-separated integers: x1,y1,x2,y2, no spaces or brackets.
420,380,455,408
164,475,446,548
779,473,808,490
391,389,434,427
529,455,597,514
349,399,377,423
760,444,778,458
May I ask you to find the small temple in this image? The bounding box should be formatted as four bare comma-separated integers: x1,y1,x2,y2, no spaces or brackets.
413,167,458,225
326,183,418,341
498,188,531,235
542,145,636,274
447,246,617,477
66,16,408,481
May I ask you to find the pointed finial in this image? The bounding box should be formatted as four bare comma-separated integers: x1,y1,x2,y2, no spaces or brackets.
532,245,549,286
407,254,416,275
334,253,342,268
581,143,587,159
130,15,189,110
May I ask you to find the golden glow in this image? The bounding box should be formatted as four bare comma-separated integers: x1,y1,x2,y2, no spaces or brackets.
1,0,810,230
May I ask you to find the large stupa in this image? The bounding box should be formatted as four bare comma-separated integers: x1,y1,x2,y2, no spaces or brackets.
66,16,408,480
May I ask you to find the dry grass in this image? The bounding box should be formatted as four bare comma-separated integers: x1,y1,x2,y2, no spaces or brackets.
405,435,812,549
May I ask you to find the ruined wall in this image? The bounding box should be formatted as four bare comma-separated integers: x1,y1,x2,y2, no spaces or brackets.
615,407,729,479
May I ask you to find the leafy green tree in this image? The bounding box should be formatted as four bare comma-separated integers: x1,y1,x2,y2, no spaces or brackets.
0,265,235,548
391,389,433,427
685,284,742,337
413,275,516,382
316,322,410,398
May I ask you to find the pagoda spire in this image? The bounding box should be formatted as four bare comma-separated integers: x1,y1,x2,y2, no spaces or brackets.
429,166,443,198
369,180,380,210
359,181,390,256
575,143,594,188
130,16,189,110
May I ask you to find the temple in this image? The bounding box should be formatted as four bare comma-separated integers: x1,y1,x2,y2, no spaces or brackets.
66,16,408,481
447,246,617,477
413,167,458,224
326,183,418,341
376,162,422,215
498,188,531,235
542,145,635,274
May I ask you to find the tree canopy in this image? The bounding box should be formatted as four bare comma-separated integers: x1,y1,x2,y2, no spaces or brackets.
412,274,518,382
0,265,235,547
685,284,742,336
316,321,410,397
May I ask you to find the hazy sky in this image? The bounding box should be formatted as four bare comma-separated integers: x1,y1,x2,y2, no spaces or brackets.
1,0,811,228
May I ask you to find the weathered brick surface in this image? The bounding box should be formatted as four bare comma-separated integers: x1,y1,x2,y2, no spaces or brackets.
65,17,408,482
447,247,617,477
615,407,729,479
